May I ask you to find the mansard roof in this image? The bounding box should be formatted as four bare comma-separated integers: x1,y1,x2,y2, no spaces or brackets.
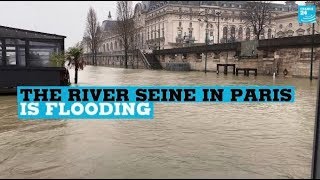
101,20,117,32
145,1,298,12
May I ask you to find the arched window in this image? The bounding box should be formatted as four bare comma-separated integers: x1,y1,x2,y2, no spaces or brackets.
260,29,265,39
107,43,109,51
246,28,250,40
268,29,272,39
103,44,106,52
110,42,113,51
179,21,182,27
115,41,118,50
238,27,243,41
231,26,236,40
223,26,228,42
119,40,123,50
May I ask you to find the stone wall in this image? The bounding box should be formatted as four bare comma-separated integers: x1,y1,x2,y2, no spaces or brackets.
157,46,320,78
83,54,146,69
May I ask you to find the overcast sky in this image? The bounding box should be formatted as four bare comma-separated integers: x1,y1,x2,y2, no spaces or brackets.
0,1,306,48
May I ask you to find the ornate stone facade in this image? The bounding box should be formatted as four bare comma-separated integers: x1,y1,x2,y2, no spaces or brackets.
96,1,314,54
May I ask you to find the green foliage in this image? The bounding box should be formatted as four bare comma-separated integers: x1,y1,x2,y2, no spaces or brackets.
49,52,66,67
66,46,86,70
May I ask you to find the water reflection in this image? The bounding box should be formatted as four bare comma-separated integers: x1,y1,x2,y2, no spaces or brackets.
0,66,317,178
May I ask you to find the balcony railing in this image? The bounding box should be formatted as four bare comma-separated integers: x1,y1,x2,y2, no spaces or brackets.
146,37,165,44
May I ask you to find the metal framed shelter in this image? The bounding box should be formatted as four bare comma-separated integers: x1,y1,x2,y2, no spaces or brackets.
0,25,69,91
0,25,65,67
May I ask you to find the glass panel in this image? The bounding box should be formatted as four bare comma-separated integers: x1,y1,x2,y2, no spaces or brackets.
6,51,17,65
28,47,55,67
30,41,58,47
5,39,25,46
17,47,26,66
0,50,2,66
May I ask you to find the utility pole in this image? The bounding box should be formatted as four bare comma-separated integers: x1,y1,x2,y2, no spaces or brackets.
216,11,221,44
198,11,209,73
310,23,315,80
205,23,208,73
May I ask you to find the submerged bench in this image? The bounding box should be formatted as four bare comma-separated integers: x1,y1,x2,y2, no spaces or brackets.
217,64,236,75
236,68,257,76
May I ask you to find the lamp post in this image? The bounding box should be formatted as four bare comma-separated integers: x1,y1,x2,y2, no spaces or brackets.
198,13,209,74
310,23,315,80
215,11,221,44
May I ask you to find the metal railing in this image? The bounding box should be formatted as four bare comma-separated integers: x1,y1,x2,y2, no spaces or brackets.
138,49,151,69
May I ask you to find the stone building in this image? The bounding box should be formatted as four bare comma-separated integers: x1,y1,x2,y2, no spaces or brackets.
96,1,302,55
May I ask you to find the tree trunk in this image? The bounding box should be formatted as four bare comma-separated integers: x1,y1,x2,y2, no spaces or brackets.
125,50,128,69
75,68,78,84
91,53,94,65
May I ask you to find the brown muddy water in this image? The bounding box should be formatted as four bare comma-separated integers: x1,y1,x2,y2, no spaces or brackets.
0,66,317,178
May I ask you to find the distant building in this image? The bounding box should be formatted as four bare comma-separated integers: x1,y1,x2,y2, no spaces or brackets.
92,1,310,55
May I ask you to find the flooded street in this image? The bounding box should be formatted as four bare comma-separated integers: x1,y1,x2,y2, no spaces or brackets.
0,66,317,178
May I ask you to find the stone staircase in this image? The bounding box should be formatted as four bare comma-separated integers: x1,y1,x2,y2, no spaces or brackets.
138,49,162,70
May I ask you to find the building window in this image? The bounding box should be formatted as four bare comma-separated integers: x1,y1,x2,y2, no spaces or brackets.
189,22,192,27
179,21,182,27
289,23,292,28
230,26,236,42
223,26,228,39
246,28,250,40
260,29,265,39
177,30,182,38
268,29,272,39
103,44,106,52
107,43,109,51
238,27,243,40
189,30,193,37
279,24,283,29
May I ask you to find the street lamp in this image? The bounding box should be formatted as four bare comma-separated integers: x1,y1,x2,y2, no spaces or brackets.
198,15,209,74
215,11,221,44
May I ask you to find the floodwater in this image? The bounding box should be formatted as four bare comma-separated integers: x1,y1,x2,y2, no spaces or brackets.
0,66,318,178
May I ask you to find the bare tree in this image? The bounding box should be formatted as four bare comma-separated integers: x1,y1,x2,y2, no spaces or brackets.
243,1,272,40
84,7,103,66
115,1,134,69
